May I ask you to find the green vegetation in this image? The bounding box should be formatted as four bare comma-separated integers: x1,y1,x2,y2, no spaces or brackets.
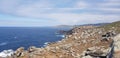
101,21,120,33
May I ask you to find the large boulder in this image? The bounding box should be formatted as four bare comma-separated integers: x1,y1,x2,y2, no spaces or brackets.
28,46,37,52
14,47,25,57
114,34,120,51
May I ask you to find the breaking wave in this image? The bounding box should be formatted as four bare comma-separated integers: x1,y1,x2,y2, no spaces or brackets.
56,35,65,38
0,49,14,57
43,42,50,47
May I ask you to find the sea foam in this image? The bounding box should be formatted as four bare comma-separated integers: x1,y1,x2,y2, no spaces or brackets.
56,35,65,38
0,49,14,57
43,42,50,47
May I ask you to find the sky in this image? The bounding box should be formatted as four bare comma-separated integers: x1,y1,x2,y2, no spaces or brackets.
0,0,120,27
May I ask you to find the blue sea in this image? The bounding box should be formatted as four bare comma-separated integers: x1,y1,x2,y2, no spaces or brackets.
0,27,70,52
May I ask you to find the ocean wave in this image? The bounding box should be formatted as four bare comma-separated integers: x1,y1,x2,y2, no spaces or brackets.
0,42,8,46
43,42,50,47
0,49,14,57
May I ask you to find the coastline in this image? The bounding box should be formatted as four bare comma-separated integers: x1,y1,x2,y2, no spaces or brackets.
0,21,120,58
0,33,66,57
7,26,115,58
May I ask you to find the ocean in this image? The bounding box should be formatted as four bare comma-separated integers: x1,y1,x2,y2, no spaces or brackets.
0,27,70,52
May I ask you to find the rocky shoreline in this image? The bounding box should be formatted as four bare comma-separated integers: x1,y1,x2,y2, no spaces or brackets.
4,26,115,58
0,23,120,58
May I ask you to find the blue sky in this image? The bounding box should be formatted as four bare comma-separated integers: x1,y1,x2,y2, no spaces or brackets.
0,0,120,27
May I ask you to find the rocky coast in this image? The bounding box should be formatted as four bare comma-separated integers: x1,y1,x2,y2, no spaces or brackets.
1,21,120,58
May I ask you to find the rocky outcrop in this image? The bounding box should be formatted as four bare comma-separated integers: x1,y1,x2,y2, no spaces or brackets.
13,47,25,57
113,34,120,58
28,46,37,52
80,46,112,58
114,34,120,51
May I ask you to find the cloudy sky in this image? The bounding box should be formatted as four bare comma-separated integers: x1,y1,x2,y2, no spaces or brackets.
0,0,120,27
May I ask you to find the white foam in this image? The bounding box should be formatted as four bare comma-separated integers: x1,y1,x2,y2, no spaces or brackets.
61,35,65,38
0,49,14,57
43,42,50,47
56,35,65,38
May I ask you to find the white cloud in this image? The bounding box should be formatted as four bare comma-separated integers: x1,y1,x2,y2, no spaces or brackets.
0,0,21,13
97,0,120,12
36,13,120,25
0,0,53,14
74,1,89,9
0,0,120,26
100,2,120,7
98,8,120,13
108,0,120,2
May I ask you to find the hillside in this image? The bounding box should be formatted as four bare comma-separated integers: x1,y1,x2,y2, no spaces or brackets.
53,25,74,29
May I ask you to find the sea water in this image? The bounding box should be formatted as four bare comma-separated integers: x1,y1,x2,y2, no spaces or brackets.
0,27,70,52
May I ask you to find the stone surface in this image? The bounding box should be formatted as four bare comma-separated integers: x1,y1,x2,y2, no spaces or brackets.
114,34,120,51
14,47,25,57
28,46,37,52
